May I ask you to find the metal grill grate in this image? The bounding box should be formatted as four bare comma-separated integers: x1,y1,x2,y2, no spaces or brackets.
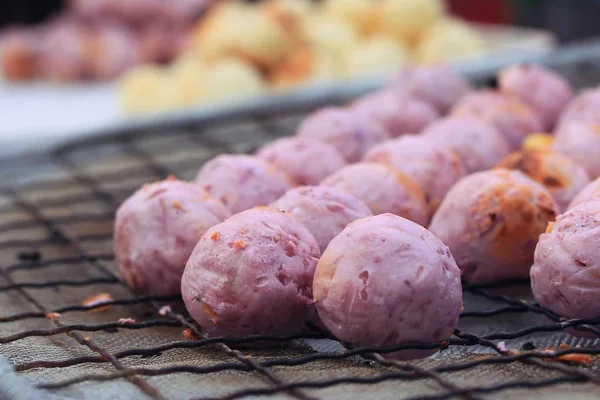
3,41,600,400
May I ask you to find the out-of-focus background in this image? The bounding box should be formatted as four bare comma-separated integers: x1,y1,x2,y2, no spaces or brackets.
1,0,599,154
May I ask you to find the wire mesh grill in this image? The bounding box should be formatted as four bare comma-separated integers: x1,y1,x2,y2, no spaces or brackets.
3,41,600,400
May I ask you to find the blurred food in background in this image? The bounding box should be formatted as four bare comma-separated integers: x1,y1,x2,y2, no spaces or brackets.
0,0,214,82
414,18,487,63
1,0,559,119
0,0,488,84
117,0,493,114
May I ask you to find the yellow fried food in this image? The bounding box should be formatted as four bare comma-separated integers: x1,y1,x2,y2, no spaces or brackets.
305,16,357,76
269,47,338,88
261,0,315,44
415,18,487,64
324,0,378,36
200,58,266,103
378,0,445,43
168,54,206,107
192,2,292,69
118,65,172,114
523,133,555,151
343,34,410,78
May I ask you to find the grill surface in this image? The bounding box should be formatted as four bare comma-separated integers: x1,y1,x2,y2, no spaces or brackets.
3,41,600,400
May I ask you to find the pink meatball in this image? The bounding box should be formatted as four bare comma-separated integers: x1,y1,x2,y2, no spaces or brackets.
569,177,600,209
87,24,140,80
0,27,39,81
195,155,292,214
163,0,212,26
498,64,573,131
38,21,92,81
531,200,600,337
256,137,346,186
114,178,231,296
119,0,165,25
69,0,122,20
389,65,473,114
137,23,176,64
555,88,600,130
296,106,390,162
270,186,372,252
313,214,463,360
321,163,428,226
181,207,320,337
554,122,600,179
364,136,466,213
422,115,512,173
496,150,591,212
429,169,558,285
452,90,543,149
351,89,440,137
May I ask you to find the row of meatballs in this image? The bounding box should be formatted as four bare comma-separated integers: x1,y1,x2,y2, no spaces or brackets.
0,0,213,82
114,63,600,359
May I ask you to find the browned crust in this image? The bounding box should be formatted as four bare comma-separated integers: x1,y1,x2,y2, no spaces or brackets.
496,150,571,189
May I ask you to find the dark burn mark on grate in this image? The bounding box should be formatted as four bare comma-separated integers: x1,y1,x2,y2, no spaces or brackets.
2,53,600,399
484,75,499,89
17,250,41,262
522,342,536,351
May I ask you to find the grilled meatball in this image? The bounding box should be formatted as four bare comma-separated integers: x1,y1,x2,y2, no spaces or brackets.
69,0,122,21
270,185,372,252
531,200,600,337
364,136,466,213
498,64,573,131
555,88,600,130
114,178,231,296
321,162,428,226
422,115,511,173
313,213,462,359
296,106,390,162
38,21,92,81
0,27,39,81
87,23,140,80
351,89,440,137
137,23,184,64
496,150,591,212
181,207,320,337
452,90,543,149
429,169,558,284
256,137,346,186
554,122,600,179
389,65,473,114
568,177,600,209
195,155,292,214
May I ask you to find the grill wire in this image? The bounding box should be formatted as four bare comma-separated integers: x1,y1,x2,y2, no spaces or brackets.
3,42,600,400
